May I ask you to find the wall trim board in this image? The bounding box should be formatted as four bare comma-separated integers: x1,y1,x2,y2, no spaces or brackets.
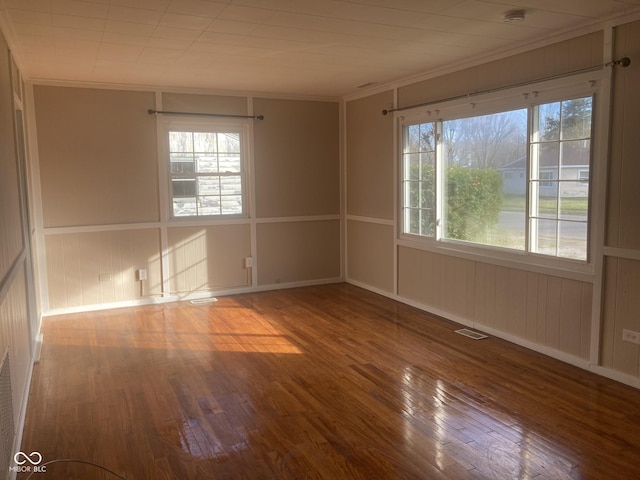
43,222,164,235
396,239,595,284
588,25,616,366
346,278,640,390
27,79,340,104
255,215,341,224
42,277,344,317
346,215,394,226
603,246,640,261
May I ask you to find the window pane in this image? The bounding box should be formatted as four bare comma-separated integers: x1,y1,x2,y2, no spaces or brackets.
406,181,420,208
173,197,197,217
558,221,587,260
221,195,243,215
172,178,196,197
199,196,221,216
559,190,588,220
419,123,436,151
406,153,420,180
532,183,558,218
441,108,527,249
495,194,526,250
561,97,592,140
220,176,242,195
538,102,560,142
406,124,420,152
420,209,435,236
170,154,195,173
219,153,241,173
531,142,559,181
407,208,420,235
218,133,240,153
559,140,590,180
194,132,216,152
170,132,193,152
197,176,220,195
531,218,557,256
196,153,217,173
420,153,434,180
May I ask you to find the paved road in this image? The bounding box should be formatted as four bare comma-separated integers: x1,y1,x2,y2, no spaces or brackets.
498,211,587,238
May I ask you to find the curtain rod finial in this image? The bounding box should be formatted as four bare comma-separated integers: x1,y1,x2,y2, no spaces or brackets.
606,57,631,68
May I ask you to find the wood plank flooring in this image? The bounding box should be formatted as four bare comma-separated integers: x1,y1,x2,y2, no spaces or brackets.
18,284,640,479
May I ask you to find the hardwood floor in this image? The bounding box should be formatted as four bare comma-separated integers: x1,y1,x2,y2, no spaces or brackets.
19,284,640,479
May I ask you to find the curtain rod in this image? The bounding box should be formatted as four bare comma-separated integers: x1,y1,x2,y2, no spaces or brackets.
382,57,631,116
148,109,264,120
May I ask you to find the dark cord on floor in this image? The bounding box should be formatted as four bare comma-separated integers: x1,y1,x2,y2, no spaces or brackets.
24,458,126,480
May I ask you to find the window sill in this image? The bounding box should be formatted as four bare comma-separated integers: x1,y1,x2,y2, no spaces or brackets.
397,234,595,283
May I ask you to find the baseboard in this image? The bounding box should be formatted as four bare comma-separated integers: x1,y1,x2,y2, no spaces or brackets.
42,277,344,317
32,333,42,364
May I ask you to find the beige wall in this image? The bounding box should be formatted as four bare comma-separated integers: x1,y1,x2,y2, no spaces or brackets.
253,98,339,218
162,92,247,116
398,247,592,359
45,229,162,310
602,257,640,376
346,220,394,293
257,220,340,285
32,87,341,310
600,20,640,377
398,31,603,109
346,90,395,220
607,22,640,250
34,86,159,227
167,225,251,293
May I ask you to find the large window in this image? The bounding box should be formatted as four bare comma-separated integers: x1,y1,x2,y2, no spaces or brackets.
401,91,594,262
167,125,247,218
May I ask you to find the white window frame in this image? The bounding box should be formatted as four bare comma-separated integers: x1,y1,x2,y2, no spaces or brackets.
397,72,601,276
160,117,251,220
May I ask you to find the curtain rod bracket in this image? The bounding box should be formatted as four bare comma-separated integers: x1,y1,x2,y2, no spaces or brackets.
147,109,264,120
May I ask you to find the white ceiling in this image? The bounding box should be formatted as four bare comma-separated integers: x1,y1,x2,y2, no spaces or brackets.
1,0,640,98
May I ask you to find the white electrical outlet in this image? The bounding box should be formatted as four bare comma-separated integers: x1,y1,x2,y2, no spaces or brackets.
136,268,147,281
243,257,253,268
622,329,640,345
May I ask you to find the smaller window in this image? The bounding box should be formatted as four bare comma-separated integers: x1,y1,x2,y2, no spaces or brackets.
167,127,247,218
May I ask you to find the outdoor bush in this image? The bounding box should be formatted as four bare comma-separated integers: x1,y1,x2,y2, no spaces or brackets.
445,166,503,241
